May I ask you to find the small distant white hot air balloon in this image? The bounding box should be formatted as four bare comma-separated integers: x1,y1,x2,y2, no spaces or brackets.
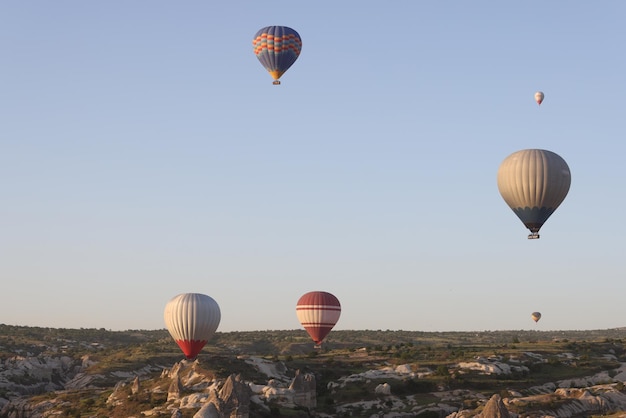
164,293,221,359
534,91,544,106
497,149,571,239
531,312,542,323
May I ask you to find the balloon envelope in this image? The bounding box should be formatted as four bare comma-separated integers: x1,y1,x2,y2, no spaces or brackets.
531,312,542,322
253,26,302,84
296,291,341,345
164,293,221,359
534,91,544,105
497,149,571,239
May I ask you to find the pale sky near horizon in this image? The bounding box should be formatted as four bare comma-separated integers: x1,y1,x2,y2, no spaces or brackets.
1,2,625,333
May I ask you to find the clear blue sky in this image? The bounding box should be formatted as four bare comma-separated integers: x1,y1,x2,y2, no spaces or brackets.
2,2,625,332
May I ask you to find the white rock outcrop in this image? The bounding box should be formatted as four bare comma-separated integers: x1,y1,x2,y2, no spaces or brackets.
375,382,391,395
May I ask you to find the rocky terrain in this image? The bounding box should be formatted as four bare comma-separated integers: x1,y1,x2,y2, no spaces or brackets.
1,325,626,417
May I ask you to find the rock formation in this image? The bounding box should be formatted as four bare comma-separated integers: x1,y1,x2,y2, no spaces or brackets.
375,382,391,395
193,401,220,418
106,381,126,406
215,374,251,417
168,374,183,401
478,394,510,417
289,369,316,408
131,376,140,394
2,331,625,418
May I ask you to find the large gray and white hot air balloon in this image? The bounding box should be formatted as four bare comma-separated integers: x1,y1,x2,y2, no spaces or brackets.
497,149,571,239
164,293,221,359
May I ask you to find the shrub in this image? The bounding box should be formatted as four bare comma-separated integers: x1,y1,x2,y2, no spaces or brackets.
436,365,449,376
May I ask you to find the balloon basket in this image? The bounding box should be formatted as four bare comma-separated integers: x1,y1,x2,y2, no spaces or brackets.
527,233,540,239
273,81,281,85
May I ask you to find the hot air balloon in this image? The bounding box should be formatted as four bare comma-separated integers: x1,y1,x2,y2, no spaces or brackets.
164,293,221,360
252,26,302,85
531,312,542,323
296,291,341,346
497,149,571,239
534,91,544,105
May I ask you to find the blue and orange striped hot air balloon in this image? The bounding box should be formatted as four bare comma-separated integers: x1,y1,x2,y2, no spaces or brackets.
252,26,302,85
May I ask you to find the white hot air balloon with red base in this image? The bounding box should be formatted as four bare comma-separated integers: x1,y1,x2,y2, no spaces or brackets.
534,91,544,106
164,293,221,360
296,291,341,347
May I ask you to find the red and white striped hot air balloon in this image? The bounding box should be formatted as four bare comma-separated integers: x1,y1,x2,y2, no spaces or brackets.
296,291,341,345
164,293,221,360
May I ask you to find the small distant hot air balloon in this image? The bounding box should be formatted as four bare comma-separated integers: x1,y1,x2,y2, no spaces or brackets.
534,91,544,106
164,293,221,360
531,312,542,323
497,149,571,239
252,26,302,85
296,291,341,346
